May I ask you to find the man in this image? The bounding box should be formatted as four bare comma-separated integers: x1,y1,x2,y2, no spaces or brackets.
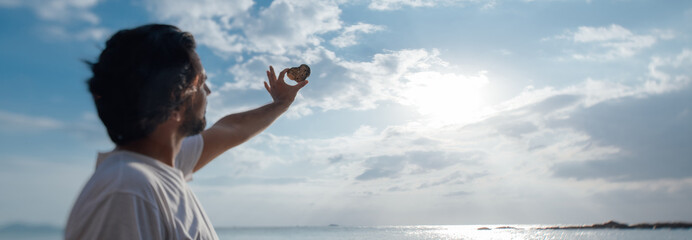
65,24,307,239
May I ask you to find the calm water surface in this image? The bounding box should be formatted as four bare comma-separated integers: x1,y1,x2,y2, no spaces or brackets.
3,225,692,240
216,225,692,240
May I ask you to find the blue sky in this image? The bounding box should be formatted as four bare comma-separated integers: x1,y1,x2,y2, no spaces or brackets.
1,0,691,227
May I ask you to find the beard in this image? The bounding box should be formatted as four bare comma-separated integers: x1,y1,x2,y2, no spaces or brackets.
178,106,206,137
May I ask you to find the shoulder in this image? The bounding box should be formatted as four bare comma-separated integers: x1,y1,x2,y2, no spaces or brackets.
90,152,165,199
65,192,167,240
69,153,164,224
176,134,204,180
178,134,204,162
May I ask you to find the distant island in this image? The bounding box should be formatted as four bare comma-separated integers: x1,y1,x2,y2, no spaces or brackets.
477,220,692,231
538,220,692,230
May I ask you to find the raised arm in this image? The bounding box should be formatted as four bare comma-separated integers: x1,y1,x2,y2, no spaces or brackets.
194,66,308,172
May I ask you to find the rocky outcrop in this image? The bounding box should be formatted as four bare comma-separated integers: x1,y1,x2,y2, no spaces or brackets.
496,226,520,230
476,226,521,230
538,220,692,230
475,220,692,231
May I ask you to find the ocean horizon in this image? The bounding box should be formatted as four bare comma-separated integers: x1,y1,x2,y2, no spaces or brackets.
3,224,692,240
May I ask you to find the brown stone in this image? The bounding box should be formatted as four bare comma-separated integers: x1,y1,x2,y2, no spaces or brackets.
287,64,310,82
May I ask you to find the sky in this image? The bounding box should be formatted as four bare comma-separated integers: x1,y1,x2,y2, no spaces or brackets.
1,0,691,227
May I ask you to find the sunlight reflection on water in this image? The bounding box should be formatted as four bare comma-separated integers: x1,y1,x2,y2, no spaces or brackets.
3,225,691,240
214,225,692,240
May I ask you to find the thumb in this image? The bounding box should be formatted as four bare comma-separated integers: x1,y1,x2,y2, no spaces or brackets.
294,80,309,90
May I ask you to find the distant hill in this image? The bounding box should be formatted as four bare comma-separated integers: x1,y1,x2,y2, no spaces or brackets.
476,220,692,231
538,220,692,230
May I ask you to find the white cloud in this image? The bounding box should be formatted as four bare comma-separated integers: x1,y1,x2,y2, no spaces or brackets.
0,0,21,7
651,29,675,40
42,25,110,41
37,0,100,24
0,109,108,144
145,0,254,55
359,48,692,178
147,0,251,20
194,88,619,225
368,0,493,11
219,47,489,121
0,0,101,24
368,0,457,10
242,0,343,54
332,48,446,110
494,50,691,112
194,48,692,225
141,0,410,120
481,0,497,10
0,110,63,132
552,24,672,61
369,0,436,10
330,22,384,48
145,0,345,55
645,49,692,94
75,27,109,41
324,48,480,114
572,24,634,42
222,54,292,91
0,0,110,41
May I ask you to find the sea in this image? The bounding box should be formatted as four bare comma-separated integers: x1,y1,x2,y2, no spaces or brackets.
2,225,692,240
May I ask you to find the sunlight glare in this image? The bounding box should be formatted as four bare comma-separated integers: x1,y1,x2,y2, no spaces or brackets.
402,71,489,123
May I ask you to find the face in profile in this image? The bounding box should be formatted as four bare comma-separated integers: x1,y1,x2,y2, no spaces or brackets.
179,100,206,137
178,54,210,137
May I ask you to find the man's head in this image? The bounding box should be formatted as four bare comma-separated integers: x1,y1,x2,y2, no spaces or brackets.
87,24,208,145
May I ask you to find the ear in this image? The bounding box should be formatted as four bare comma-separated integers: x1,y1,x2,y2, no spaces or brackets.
171,110,182,122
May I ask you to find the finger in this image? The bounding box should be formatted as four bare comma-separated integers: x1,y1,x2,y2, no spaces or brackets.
294,80,308,90
278,69,288,85
264,81,271,94
266,69,275,88
269,66,275,80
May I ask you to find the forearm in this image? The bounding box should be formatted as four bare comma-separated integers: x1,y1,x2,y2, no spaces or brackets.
211,101,291,147
194,66,307,172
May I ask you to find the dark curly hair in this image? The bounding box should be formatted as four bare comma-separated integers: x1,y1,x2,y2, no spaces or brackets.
87,24,200,145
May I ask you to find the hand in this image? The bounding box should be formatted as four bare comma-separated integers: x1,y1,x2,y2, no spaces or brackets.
264,65,308,106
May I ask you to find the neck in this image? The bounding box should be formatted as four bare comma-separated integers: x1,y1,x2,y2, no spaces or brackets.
116,128,184,167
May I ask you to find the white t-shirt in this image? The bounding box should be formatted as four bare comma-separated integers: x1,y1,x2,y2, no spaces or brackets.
65,135,218,240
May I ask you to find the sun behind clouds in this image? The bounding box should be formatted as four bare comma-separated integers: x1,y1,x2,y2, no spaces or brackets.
402,70,490,123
